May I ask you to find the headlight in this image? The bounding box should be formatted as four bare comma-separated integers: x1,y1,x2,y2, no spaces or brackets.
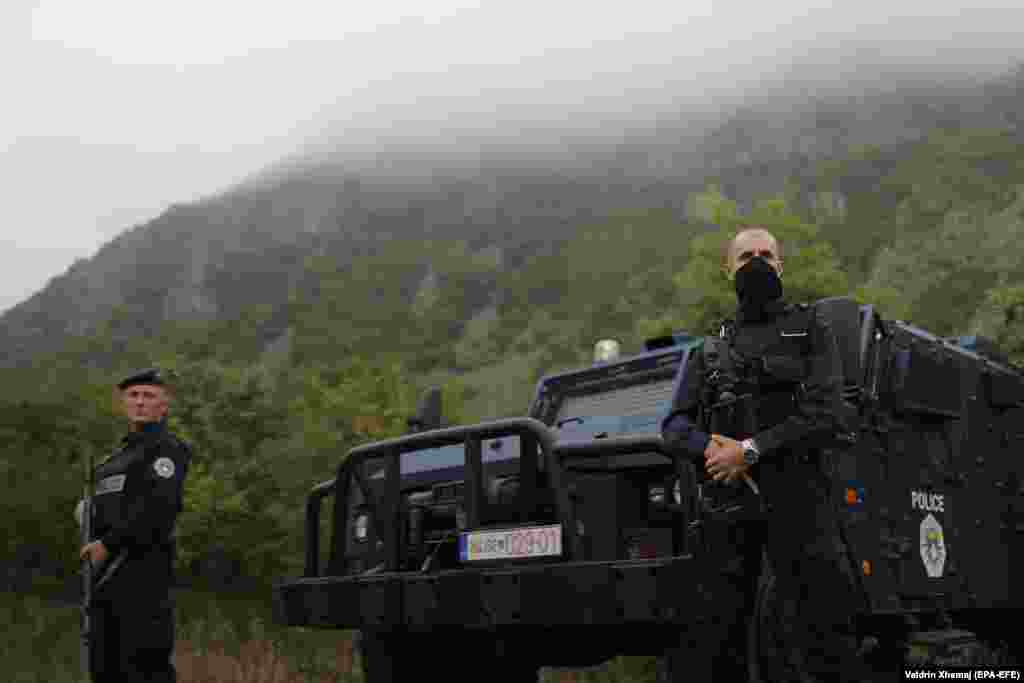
352,512,370,543
650,480,682,504
594,339,621,363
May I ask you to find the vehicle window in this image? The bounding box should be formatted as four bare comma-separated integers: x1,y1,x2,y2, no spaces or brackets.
399,436,520,476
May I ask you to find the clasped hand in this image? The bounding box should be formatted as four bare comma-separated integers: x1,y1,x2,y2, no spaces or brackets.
79,540,109,567
704,434,749,483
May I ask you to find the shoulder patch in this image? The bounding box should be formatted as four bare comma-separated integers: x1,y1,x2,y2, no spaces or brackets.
95,474,127,495
153,457,176,479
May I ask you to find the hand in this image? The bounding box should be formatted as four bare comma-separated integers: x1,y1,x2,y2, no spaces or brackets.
79,541,109,567
704,434,749,483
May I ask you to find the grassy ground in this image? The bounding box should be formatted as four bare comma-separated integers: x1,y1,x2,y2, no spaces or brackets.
1,587,359,683
1,586,659,683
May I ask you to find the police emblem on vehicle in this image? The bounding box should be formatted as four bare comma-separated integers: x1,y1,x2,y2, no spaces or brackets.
919,512,946,578
153,457,175,478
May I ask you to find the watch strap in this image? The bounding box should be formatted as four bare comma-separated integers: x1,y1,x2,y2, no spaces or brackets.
742,438,760,464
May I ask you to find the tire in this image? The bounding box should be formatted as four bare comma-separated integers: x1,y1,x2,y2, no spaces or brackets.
658,610,752,682
357,629,408,683
490,637,541,683
358,628,540,683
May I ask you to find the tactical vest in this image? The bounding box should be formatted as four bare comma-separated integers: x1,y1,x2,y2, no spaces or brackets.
701,302,813,434
700,301,858,453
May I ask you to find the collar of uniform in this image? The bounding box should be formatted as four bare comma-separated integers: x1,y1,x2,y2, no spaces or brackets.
123,420,167,444
140,419,167,435
735,298,788,324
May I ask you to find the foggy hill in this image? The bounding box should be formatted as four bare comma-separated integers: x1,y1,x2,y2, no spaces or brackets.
1,60,1021,370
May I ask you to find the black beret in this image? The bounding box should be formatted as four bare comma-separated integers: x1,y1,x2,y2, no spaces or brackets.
117,368,167,390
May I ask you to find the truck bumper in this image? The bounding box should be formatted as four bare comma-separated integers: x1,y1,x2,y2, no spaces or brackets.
273,554,721,630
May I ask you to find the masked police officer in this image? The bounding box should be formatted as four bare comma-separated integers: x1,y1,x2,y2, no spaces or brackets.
77,368,191,682
661,227,867,681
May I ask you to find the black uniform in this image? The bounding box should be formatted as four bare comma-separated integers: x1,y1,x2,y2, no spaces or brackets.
662,297,865,681
87,371,191,682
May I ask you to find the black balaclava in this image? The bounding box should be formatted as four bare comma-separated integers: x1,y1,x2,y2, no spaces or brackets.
734,256,783,317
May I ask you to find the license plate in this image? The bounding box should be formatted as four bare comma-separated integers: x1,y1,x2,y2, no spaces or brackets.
458,524,563,562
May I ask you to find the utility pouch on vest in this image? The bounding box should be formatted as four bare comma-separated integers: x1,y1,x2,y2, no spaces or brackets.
701,335,757,439
761,354,809,384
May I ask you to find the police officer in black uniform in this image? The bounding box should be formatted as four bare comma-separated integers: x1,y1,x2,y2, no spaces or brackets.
661,227,866,682
78,368,191,682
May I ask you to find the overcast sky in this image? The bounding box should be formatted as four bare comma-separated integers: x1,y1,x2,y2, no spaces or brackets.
3,1,1023,314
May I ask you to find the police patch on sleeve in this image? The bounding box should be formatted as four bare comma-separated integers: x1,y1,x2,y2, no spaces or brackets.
153,457,176,479
95,474,127,495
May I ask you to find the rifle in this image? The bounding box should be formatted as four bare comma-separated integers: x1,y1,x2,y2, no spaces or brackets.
80,442,94,679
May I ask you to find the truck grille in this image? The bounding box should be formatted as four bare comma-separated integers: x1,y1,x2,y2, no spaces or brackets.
433,481,464,503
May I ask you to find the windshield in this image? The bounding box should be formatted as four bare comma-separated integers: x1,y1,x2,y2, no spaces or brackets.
554,378,676,438
556,412,664,438
398,436,520,477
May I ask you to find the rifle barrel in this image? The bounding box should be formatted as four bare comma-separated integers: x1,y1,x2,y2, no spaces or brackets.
80,444,93,678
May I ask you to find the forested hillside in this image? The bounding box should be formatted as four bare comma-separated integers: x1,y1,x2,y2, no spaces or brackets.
2,65,1023,592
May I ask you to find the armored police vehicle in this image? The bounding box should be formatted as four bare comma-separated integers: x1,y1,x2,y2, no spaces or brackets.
272,297,1024,680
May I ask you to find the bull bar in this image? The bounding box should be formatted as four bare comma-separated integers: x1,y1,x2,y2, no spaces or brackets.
273,418,712,630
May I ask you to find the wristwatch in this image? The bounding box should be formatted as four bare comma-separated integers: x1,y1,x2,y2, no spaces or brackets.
741,438,760,465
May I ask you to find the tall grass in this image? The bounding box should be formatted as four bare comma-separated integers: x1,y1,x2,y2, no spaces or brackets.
1,587,659,682
1,587,361,683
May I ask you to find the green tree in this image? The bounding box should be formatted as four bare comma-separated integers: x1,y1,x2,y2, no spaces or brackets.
638,188,848,340
969,283,1024,366
857,188,1024,334
134,358,295,581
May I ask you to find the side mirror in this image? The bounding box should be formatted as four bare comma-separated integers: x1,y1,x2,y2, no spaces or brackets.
407,386,443,433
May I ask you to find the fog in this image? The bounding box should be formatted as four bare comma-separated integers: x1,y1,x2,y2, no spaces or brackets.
289,4,1024,165
3,0,1024,312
